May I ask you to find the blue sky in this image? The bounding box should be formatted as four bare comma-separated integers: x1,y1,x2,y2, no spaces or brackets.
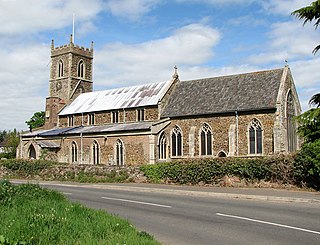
0,0,319,130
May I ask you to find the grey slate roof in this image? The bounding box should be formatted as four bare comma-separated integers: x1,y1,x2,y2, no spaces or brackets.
37,141,60,148
22,122,153,138
161,68,284,118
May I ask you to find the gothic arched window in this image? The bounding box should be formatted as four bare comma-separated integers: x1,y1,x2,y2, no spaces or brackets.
158,132,167,160
200,123,212,156
77,60,85,78
248,119,263,154
287,91,297,152
71,141,78,163
171,126,182,157
92,141,99,165
115,139,124,166
58,60,64,77
28,144,36,159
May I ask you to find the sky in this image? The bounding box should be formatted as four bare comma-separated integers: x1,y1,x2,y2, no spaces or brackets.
0,0,319,131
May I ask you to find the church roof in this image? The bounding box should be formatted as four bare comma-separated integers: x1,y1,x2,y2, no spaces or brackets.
22,122,153,137
161,68,284,118
59,80,172,116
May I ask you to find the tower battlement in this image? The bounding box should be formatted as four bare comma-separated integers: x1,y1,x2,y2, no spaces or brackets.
51,35,93,58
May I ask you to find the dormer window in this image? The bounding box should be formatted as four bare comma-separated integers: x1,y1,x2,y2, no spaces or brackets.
77,60,85,78
58,60,64,77
137,108,145,121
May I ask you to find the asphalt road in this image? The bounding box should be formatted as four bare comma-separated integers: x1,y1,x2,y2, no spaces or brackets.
19,182,320,245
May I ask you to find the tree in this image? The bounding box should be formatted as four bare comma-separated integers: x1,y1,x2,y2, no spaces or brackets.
309,93,320,107
0,130,7,143
1,129,20,158
296,108,320,143
291,0,320,54
25,111,45,130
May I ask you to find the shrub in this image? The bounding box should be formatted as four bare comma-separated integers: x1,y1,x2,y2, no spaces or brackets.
0,159,56,177
140,156,296,186
294,140,320,190
0,152,16,159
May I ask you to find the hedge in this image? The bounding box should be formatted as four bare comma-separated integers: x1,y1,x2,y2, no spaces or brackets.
140,155,297,186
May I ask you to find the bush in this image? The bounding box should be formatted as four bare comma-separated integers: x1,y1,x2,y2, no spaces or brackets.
0,152,16,159
294,140,320,190
0,159,56,177
140,156,296,185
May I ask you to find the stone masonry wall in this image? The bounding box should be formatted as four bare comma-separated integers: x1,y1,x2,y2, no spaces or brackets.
58,134,150,166
58,107,159,127
161,112,276,160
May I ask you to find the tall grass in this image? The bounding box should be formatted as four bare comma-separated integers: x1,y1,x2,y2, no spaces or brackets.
0,180,159,245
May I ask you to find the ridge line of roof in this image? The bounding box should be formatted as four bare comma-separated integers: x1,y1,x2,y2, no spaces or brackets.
180,67,284,83
80,79,172,95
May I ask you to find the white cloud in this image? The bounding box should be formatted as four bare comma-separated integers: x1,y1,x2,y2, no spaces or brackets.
248,20,320,64
261,0,313,15
175,0,255,5
94,23,221,86
245,17,320,112
0,0,103,35
0,44,49,130
104,0,161,21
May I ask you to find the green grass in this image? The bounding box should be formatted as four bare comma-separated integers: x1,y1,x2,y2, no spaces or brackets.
0,180,160,245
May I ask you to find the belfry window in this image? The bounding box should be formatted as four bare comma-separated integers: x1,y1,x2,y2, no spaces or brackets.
200,123,212,156
92,141,99,165
58,60,64,77
77,60,85,78
115,139,124,166
171,126,182,157
158,132,167,160
249,119,263,154
71,142,78,163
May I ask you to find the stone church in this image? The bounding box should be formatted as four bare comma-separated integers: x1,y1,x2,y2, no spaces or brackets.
17,37,301,165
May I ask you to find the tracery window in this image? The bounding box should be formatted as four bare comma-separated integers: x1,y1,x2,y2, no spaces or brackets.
200,123,212,156
92,141,99,165
286,91,297,152
158,132,167,160
249,119,263,154
77,60,85,78
58,60,64,77
116,139,124,166
171,126,182,157
71,141,78,163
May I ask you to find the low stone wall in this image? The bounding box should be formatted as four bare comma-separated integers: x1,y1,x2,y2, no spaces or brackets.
0,164,147,183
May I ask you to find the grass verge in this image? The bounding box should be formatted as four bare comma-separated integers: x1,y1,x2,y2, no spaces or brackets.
0,179,159,245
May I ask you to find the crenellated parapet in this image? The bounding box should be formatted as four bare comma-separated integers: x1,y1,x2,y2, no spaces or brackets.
51,35,93,58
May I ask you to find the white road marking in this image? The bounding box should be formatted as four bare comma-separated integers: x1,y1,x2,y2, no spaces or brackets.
101,196,172,208
216,213,320,235
63,192,72,195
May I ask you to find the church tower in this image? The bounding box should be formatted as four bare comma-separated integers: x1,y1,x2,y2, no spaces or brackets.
44,35,93,129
